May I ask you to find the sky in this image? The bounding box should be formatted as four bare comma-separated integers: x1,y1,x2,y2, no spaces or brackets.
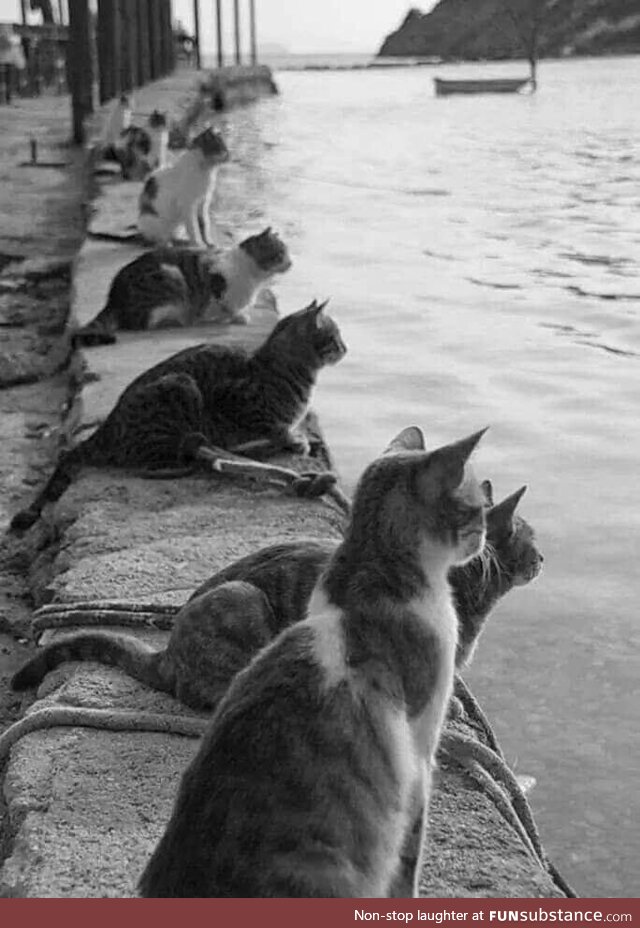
0,1,438,55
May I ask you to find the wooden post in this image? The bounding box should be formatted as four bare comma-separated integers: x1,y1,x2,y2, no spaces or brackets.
136,0,151,86
148,0,161,80
67,0,93,144
20,0,27,24
125,0,137,87
164,0,175,74
233,0,241,65
248,0,256,65
158,0,169,76
192,0,201,69
97,0,110,103
215,0,223,68
116,0,130,90
98,0,121,101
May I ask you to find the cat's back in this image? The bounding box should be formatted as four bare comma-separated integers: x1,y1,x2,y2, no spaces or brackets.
125,342,249,395
139,619,412,898
189,539,336,632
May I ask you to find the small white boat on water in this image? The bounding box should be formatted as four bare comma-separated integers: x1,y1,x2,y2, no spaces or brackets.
434,76,531,96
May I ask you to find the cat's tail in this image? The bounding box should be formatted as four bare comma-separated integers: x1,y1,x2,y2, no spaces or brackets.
11,632,174,696
9,442,92,533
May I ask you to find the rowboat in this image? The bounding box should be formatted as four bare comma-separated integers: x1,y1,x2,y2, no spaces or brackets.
434,77,531,96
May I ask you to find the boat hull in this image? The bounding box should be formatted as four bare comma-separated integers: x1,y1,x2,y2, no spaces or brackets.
434,77,530,96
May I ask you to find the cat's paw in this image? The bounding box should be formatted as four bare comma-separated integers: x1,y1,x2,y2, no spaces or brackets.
229,312,249,326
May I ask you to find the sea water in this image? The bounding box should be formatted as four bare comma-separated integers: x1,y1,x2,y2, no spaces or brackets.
212,55,640,897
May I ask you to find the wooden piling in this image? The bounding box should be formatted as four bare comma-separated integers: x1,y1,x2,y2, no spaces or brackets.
136,0,151,87
67,0,93,144
97,0,122,102
117,0,130,90
193,0,201,69
148,0,161,80
123,0,138,88
215,0,223,68
249,0,257,65
158,0,169,76
233,0,241,65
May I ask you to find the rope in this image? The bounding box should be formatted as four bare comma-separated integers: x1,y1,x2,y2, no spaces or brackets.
441,686,578,899
0,707,207,766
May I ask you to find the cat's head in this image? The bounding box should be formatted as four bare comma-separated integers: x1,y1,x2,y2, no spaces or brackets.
190,126,229,165
263,299,347,367
148,110,168,130
483,483,543,587
240,228,292,275
350,426,488,569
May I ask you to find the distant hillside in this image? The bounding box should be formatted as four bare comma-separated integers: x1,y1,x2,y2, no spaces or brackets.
378,0,640,59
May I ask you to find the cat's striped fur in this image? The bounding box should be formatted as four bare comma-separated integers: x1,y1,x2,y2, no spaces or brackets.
9,300,346,532
74,228,292,347
138,426,488,897
12,484,542,712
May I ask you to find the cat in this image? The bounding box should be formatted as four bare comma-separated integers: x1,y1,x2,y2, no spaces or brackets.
9,300,346,532
137,425,488,897
13,481,542,713
74,228,292,347
146,109,169,171
102,110,169,181
137,125,229,247
102,94,133,150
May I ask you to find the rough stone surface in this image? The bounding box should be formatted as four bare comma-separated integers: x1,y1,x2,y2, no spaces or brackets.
1,74,568,900
0,94,89,751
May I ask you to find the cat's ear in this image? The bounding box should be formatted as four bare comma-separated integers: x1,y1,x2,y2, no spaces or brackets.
261,226,273,237
303,299,329,324
430,428,488,490
487,485,527,532
481,479,494,506
383,426,426,455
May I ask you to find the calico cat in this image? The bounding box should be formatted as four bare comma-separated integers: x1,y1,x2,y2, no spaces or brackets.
10,300,346,532
138,425,488,898
102,110,168,181
74,228,292,347
137,125,229,247
13,482,542,712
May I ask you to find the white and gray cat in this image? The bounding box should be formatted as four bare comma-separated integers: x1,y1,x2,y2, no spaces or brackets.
139,425,489,897
74,228,292,345
137,125,229,246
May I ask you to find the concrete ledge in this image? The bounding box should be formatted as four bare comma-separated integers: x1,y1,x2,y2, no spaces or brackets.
202,65,279,111
1,73,568,899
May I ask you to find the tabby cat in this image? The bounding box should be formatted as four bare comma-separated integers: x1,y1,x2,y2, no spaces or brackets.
138,425,488,897
137,125,229,246
13,481,542,712
74,228,292,347
10,300,346,533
